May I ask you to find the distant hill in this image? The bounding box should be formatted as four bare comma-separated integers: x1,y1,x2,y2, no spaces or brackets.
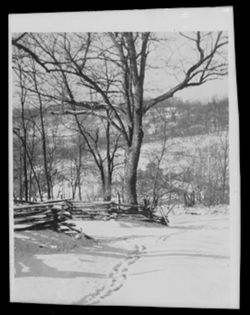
143,97,228,142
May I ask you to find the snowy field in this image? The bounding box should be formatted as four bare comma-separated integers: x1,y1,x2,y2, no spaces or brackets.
11,209,239,308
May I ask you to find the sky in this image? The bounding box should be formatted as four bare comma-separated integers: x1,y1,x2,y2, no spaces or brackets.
11,31,229,107
144,72,228,103
10,9,232,106
143,32,228,103
167,78,228,102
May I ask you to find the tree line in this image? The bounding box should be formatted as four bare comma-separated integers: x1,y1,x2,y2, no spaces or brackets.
143,97,228,141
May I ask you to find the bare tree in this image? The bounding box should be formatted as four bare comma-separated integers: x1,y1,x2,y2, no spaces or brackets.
12,31,228,208
70,112,121,201
13,62,29,201
30,61,52,199
13,126,43,201
61,140,84,200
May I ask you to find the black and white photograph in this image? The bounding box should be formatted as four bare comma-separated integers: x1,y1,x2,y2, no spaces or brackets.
9,8,240,309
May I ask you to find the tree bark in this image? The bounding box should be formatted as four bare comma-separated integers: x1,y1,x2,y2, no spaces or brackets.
123,110,144,209
103,175,112,201
123,148,140,205
100,168,112,201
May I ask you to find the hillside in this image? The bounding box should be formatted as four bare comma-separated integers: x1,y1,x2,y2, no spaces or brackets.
139,130,228,171
13,97,229,205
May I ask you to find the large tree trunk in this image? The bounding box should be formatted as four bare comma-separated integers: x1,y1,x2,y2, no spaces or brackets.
103,175,112,201
100,165,112,201
123,111,144,211
123,148,139,206
120,32,148,210
100,166,112,201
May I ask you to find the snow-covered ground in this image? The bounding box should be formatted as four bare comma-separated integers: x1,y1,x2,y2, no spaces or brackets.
101,215,232,308
11,211,239,308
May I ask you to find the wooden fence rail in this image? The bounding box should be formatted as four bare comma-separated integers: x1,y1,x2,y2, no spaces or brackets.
13,199,147,232
13,200,71,231
14,199,39,205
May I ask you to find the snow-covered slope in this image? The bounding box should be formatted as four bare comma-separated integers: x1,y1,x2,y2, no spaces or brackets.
11,211,239,308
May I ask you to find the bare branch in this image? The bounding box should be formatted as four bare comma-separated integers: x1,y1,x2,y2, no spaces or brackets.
12,32,27,43
145,31,228,112
12,39,51,73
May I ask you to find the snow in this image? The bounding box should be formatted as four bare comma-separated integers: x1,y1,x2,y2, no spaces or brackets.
139,131,227,172
12,277,103,305
11,212,239,308
68,219,167,239
14,233,30,240
101,215,232,308
18,262,30,273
